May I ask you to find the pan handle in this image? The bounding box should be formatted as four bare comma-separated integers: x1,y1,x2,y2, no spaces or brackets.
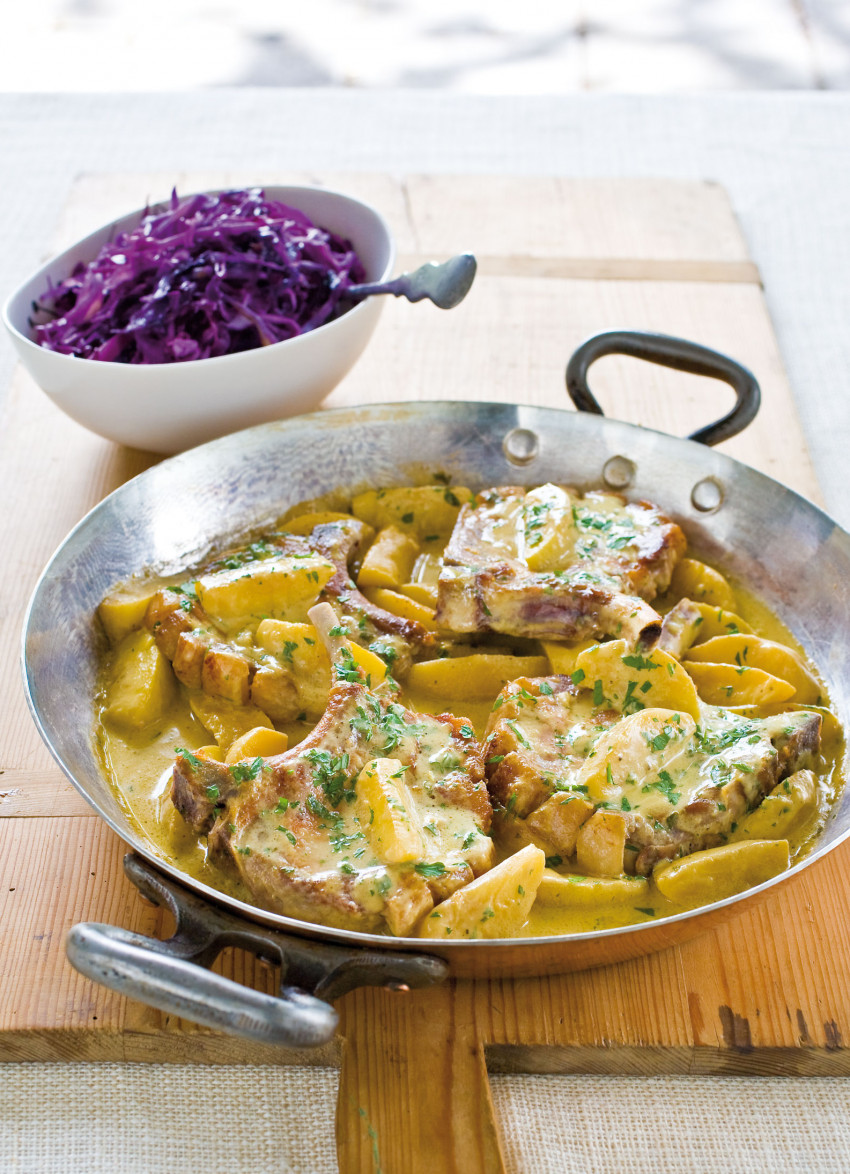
67,921,339,1047
565,330,761,446
66,853,448,1048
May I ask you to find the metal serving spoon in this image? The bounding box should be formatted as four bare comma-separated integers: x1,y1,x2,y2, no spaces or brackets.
346,252,477,310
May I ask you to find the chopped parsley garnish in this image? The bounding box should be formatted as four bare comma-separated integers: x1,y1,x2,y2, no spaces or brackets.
175,747,202,770
414,862,446,878
229,756,264,783
622,680,645,715
329,829,366,853
506,720,530,749
306,794,341,826
379,704,426,753
350,700,379,741
304,748,355,808
622,654,658,670
334,646,363,684
693,720,758,756
642,769,680,805
279,639,299,664
369,640,398,666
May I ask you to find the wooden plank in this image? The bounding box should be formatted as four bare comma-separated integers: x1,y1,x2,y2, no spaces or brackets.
403,174,752,262
336,984,506,1174
0,816,340,1066
54,172,752,266
0,772,94,819
473,256,761,282
326,274,821,504
2,813,847,1069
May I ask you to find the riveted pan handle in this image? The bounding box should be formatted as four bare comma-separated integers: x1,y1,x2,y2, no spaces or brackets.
66,853,449,1048
67,921,339,1047
565,330,761,446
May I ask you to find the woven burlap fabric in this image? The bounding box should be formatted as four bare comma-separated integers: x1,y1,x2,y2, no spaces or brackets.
1,1066,848,1172
492,1074,850,1173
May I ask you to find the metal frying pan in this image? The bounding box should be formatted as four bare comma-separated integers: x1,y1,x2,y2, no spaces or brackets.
22,331,850,1047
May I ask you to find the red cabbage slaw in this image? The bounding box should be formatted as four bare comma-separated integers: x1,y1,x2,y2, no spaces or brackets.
31,188,367,364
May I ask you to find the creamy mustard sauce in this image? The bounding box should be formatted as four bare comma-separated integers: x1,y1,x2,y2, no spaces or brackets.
95,487,845,939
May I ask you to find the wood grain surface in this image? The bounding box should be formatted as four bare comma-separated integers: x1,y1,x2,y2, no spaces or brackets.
1,172,847,1174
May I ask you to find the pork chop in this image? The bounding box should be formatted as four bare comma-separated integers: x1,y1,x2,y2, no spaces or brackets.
483,674,822,876
171,680,494,934
144,518,428,723
435,485,686,647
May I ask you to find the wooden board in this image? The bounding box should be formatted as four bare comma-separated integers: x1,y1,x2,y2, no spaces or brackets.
1,173,848,1174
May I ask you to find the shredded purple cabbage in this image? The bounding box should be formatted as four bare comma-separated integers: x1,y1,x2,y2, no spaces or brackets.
31,188,367,364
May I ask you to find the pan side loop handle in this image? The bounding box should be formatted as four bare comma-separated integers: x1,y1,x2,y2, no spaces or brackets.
565,330,761,446
66,921,338,1048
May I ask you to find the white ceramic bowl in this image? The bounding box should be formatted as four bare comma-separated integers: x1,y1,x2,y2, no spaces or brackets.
2,186,395,453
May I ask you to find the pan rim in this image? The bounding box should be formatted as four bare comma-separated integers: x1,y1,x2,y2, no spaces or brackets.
21,398,850,953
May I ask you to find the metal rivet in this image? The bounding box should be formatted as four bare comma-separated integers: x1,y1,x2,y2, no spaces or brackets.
502,427,539,466
602,455,635,489
691,477,724,513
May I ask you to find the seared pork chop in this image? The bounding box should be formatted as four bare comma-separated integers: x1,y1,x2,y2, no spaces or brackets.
171,680,493,934
435,485,685,647
436,566,664,648
484,675,821,876
144,518,428,724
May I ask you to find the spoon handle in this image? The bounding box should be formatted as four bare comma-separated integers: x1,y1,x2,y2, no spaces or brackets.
347,253,477,310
